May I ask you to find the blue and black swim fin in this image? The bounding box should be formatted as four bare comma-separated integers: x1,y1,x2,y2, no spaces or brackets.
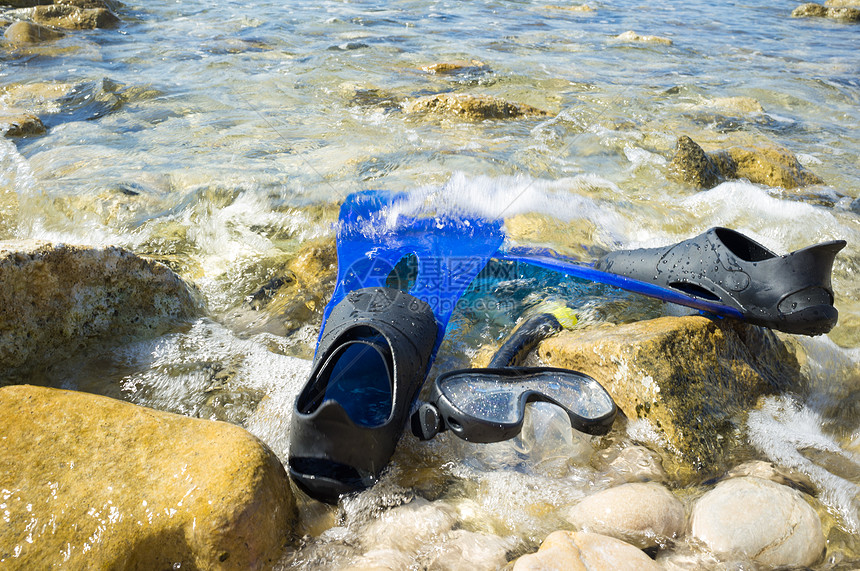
591,227,845,336
288,190,504,503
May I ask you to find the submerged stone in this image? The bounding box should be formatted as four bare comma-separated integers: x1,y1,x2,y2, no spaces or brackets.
403,93,550,120
3,20,64,43
513,530,660,570
0,241,202,376
0,384,296,569
691,476,825,567
362,498,457,552
594,444,669,485
538,316,805,477
420,60,489,75
424,529,515,571
0,109,46,137
614,30,673,45
544,4,595,13
564,482,685,549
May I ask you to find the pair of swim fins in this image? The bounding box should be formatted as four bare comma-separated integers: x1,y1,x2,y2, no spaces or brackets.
288,190,846,503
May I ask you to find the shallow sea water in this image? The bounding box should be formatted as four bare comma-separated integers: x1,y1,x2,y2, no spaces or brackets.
2,0,860,568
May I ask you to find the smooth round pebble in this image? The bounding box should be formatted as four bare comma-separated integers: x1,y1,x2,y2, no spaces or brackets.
513,530,660,571
691,476,825,567
565,482,685,549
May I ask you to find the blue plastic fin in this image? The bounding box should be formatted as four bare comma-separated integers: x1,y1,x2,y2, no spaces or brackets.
499,245,744,319
319,190,505,356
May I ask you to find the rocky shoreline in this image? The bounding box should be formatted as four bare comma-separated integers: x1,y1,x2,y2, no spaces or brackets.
0,237,852,569
2,0,859,569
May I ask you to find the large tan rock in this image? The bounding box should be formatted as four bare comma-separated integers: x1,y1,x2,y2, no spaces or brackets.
564,482,685,549
513,530,660,570
538,316,804,475
691,476,825,567
403,93,550,120
0,241,202,375
3,20,64,44
0,384,296,569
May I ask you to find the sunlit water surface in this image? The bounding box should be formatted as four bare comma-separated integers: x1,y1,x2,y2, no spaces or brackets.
2,0,859,567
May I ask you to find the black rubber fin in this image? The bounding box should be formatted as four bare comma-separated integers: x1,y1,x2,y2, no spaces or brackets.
288,287,438,503
595,228,846,336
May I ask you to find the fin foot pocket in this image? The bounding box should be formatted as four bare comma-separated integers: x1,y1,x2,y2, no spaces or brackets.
595,227,846,336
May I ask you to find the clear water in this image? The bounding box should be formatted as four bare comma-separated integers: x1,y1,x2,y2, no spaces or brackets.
2,0,860,567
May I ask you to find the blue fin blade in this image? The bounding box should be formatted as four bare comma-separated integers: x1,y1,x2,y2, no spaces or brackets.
321,190,505,355
499,245,744,319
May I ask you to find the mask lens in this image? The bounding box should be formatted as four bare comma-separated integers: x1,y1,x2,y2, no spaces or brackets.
438,373,522,424
438,369,615,426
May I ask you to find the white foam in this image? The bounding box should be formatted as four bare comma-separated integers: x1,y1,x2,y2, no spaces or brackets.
624,145,667,168
114,318,310,459
376,171,630,243
679,180,851,248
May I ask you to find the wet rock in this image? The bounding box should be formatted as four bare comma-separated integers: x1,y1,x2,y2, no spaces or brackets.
0,109,46,137
726,145,824,188
792,3,829,17
614,30,673,45
792,2,860,20
0,81,74,112
403,93,550,120
670,136,823,189
564,482,685,549
505,213,599,260
850,196,860,215
425,529,514,571
701,96,764,114
0,241,203,376
362,498,457,552
30,3,119,29
342,549,413,571
0,384,296,569
826,0,860,6
594,444,669,485
260,237,337,332
538,316,805,476
512,530,660,570
669,135,722,188
691,476,825,567
421,60,488,75
725,460,817,495
3,20,64,43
